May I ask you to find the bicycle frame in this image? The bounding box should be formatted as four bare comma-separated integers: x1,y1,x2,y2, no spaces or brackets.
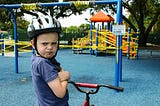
69,81,124,106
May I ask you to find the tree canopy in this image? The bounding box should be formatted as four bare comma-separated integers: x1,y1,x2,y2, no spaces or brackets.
0,0,89,30
123,0,160,46
0,0,160,46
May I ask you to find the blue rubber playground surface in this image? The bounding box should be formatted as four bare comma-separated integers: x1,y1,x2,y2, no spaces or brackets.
0,49,160,106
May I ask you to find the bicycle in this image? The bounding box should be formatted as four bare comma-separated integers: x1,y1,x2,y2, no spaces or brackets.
68,81,124,106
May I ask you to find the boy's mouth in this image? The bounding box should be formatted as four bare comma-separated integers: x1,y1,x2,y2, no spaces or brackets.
46,52,53,55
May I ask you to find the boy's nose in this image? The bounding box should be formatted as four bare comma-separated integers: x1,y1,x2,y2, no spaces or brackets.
47,44,53,49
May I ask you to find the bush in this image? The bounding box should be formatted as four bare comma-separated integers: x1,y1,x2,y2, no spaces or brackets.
148,31,160,45
17,29,30,41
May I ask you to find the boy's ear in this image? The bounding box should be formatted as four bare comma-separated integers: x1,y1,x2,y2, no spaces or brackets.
30,39,35,49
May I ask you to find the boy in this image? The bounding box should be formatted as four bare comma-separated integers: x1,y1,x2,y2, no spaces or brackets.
27,12,70,106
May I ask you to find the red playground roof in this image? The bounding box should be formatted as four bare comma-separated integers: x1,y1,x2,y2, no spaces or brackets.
89,11,114,22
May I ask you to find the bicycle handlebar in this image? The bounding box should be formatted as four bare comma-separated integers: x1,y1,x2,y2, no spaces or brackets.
68,81,124,94
98,84,124,91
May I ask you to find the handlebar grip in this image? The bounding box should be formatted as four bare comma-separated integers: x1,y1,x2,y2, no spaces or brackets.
100,84,124,92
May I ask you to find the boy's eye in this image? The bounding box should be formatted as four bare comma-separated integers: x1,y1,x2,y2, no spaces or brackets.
42,42,48,46
52,41,58,45
41,41,58,46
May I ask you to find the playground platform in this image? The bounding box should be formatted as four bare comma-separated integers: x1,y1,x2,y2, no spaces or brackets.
0,49,160,106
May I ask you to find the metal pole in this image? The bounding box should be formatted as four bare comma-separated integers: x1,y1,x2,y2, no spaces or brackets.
8,9,19,73
0,1,117,9
105,24,108,55
95,25,99,56
136,29,139,60
90,22,93,55
1,34,4,56
115,35,120,87
127,28,131,60
115,0,122,87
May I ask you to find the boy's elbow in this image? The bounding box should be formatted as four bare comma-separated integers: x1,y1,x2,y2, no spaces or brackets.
57,95,65,99
55,91,66,98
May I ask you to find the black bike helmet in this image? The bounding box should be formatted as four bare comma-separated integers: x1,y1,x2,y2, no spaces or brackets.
27,12,62,39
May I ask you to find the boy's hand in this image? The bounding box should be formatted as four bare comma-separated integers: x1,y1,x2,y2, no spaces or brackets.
58,71,70,82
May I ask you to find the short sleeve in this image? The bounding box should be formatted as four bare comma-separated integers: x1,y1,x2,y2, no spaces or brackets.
38,60,58,83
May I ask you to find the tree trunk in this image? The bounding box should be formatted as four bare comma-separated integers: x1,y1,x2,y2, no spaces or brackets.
138,33,148,47
139,37,147,47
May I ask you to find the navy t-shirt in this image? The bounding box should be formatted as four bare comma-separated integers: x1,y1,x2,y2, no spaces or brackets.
31,55,69,106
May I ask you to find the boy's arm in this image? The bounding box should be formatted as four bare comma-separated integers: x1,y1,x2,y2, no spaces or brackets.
58,70,70,82
47,71,70,98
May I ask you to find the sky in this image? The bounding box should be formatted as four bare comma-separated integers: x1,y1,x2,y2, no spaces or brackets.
58,8,129,27
58,9,91,27
23,9,92,27
58,9,122,27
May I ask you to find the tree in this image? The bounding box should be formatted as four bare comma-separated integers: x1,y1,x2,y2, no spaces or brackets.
122,0,160,46
79,24,90,35
0,0,89,31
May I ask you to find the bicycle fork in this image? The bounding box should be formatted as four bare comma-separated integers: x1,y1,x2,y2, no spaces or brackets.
83,92,94,106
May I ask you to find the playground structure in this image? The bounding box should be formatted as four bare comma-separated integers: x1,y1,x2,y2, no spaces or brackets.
72,11,139,59
72,28,139,59
0,0,124,87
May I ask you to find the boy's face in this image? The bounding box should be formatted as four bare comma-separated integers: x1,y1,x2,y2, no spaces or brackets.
32,32,59,59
